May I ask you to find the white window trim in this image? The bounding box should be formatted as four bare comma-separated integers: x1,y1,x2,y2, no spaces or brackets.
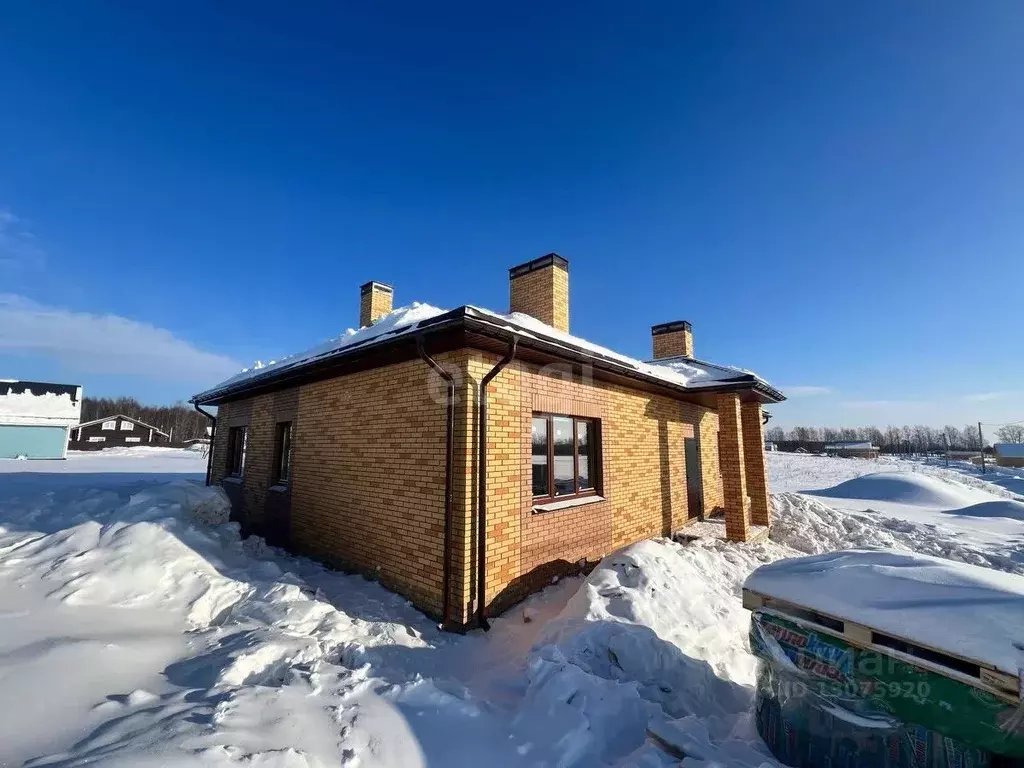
124,436,141,443
101,420,116,431
120,421,134,431
88,436,106,443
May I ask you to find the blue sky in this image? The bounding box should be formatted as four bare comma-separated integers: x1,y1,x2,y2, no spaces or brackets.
1,2,1022,431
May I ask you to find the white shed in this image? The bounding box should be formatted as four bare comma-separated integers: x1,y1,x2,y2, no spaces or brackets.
0,380,83,459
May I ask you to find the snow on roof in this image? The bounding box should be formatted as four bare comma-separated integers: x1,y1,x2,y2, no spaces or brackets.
193,302,780,402
194,302,448,400
0,384,82,425
467,306,771,390
745,549,1024,674
994,443,1024,458
824,441,877,450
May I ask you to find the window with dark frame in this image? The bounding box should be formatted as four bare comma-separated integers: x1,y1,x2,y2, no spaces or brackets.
532,413,600,502
273,421,293,484
227,426,247,478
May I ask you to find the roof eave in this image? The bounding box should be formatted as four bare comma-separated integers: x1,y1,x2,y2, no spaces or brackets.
191,305,786,406
190,308,471,405
459,309,786,404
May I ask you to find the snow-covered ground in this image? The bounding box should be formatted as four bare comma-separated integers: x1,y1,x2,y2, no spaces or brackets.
2,448,1023,766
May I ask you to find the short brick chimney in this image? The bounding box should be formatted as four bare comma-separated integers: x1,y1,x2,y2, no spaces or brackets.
651,320,693,359
360,281,393,327
509,253,569,332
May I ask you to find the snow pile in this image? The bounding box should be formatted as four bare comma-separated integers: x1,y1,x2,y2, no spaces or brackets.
0,457,537,766
745,549,1024,673
769,451,1024,503
7,447,1024,765
643,356,758,388
198,302,447,398
517,539,790,767
0,384,81,423
2,481,246,626
771,492,1024,576
807,471,992,508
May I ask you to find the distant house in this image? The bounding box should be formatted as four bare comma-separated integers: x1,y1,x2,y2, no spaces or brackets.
994,444,1024,469
69,414,170,450
765,441,778,452
0,380,83,459
824,441,880,459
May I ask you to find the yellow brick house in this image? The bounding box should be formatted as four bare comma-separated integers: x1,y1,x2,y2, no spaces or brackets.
191,254,784,630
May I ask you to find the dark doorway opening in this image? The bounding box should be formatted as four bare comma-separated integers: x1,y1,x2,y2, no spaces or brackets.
684,437,704,520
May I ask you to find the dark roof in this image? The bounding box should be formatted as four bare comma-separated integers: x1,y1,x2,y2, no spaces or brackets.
75,414,170,437
192,305,785,407
2,380,80,400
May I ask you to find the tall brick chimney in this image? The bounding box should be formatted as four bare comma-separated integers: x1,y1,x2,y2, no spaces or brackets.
651,320,693,359
509,253,569,332
360,281,393,327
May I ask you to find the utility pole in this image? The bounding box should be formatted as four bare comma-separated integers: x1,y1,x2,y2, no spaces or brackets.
978,422,986,474
944,434,949,467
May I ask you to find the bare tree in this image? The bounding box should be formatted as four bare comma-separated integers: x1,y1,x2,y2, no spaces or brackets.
995,424,1024,444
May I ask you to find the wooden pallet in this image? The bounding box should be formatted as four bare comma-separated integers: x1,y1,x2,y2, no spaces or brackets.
743,588,1021,704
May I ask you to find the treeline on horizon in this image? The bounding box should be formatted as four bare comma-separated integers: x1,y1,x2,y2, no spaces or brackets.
80,397,210,443
766,423,1024,453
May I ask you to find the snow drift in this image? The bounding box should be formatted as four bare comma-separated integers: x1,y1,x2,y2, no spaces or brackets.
517,538,789,767
805,471,989,508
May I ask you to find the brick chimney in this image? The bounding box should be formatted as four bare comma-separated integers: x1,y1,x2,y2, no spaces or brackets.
509,253,569,332
651,320,693,359
360,281,393,327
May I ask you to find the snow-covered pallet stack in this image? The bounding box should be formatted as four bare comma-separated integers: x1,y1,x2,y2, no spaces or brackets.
744,550,1024,768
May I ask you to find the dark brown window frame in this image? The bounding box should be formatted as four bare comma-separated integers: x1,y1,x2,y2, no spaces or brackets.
532,412,602,504
272,421,293,485
226,425,247,478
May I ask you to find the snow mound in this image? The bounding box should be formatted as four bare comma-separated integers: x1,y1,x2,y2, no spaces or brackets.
805,471,986,508
771,492,906,553
1,481,247,627
945,499,1024,521
517,539,787,767
745,549,1024,673
771,492,1024,576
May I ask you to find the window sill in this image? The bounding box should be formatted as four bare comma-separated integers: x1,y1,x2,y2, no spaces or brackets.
222,476,244,485
532,495,606,514
268,483,290,493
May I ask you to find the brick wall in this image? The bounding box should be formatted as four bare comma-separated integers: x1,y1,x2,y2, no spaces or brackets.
509,264,569,332
468,353,707,615
359,282,393,328
717,392,749,541
211,391,297,535
651,328,694,359
289,353,466,617
207,345,745,625
697,408,724,514
741,402,770,527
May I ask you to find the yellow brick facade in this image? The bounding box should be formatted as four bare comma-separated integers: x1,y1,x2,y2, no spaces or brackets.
509,261,569,332
359,282,393,327
697,408,724,515
652,328,694,360
210,346,769,626
741,402,771,527
465,353,723,614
